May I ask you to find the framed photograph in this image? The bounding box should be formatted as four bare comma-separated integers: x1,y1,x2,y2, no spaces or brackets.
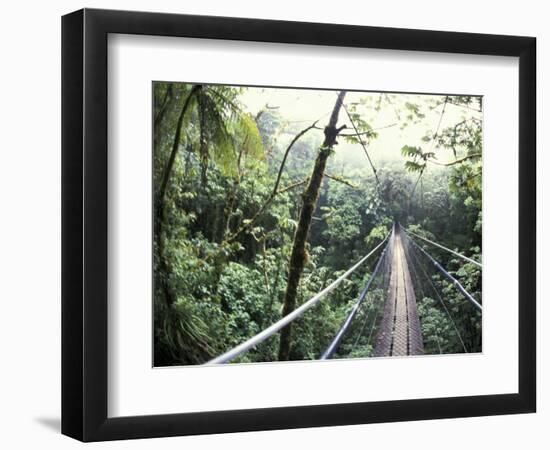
62,8,536,441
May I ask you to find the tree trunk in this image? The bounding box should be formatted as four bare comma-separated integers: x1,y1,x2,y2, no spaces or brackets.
158,85,201,212
278,90,347,361
156,85,200,307
153,83,174,149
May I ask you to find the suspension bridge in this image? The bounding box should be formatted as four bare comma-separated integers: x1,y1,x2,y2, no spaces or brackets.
207,223,482,365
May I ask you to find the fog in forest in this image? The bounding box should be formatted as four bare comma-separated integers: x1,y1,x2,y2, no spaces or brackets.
241,87,479,171
153,82,483,366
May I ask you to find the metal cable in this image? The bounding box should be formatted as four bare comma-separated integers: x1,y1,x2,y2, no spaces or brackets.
405,231,482,312
341,101,380,185
320,238,390,359
434,332,443,354
406,228,482,268
205,235,389,364
405,235,468,353
350,249,390,351
354,229,395,352
409,251,444,355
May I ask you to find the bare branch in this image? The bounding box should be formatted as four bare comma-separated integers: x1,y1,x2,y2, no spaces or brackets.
277,179,308,194
339,122,398,137
428,153,482,167
223,178,307,245
324,173,358,188
224,121,317,243
271,121,318,197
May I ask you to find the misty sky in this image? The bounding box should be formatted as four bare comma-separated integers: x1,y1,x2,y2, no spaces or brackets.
239,87,482,175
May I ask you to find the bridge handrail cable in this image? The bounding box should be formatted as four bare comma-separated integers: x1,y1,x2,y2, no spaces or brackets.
206,234,390,365
404,231,482,311
406,228,482,268
321,234,392,359
404,236,468,352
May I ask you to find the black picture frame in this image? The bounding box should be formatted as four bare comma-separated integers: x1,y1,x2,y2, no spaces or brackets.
62,8,536,442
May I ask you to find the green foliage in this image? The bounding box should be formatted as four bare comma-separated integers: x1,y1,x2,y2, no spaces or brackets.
153,83,482,365
401,145,435,173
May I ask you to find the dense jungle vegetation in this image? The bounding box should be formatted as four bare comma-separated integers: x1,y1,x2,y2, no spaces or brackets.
153,83,482,366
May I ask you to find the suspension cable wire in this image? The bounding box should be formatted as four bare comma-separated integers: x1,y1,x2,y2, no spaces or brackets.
351,271,384,350
354,227,395,352
402,232,426,300
407,246,443,355
320,236,391,360
365,307,380,349
365,229,396,351
350,246,390,351
205,235,390,365
350,277,378,350
410,168,425,201
352,294,379,352
409,97,449,201
405,234,468,353
434,332,443,354
406,228,482,268
366,243,396,353
405,230,482,312
341,101,380,185
367,270,387,350
351,308,373,350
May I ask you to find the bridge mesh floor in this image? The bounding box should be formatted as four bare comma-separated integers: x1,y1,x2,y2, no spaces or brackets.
374,230,424,357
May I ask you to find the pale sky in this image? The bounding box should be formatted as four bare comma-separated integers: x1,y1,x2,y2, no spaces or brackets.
239,87,482,175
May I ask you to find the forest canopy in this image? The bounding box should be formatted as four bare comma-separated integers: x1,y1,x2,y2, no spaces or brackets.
152,83,482,366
